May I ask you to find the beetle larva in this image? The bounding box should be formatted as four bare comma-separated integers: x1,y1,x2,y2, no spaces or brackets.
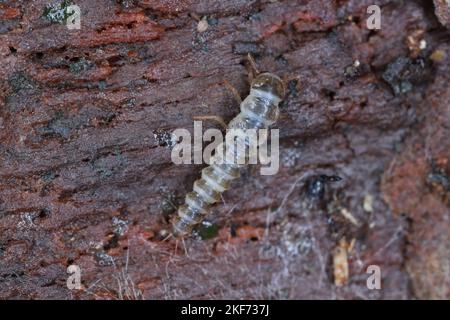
171,72,285,237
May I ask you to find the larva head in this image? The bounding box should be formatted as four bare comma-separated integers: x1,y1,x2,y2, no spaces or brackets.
251,72,286,101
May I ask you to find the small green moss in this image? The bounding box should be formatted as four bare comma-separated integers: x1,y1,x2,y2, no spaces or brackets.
42,0,75,24
69,58,93,73
195,220,219,240
8,72,38,93
153,129,177,149
41,171,56,182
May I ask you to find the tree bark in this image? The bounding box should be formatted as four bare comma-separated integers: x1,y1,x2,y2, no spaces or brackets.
0,0,449,299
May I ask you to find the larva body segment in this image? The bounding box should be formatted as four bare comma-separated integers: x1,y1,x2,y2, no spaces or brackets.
172,73,285,237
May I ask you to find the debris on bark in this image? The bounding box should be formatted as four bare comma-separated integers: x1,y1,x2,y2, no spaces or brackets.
433,0,450,28
333,237,351,287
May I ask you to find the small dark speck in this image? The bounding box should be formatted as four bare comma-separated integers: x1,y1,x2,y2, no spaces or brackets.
275,55,289,66
427,168,450,191
41,171,56,182
97,81,107,90
230,223,237,237
306,174,342,199
38,209,50,218
322,88,336,101
118,0,137,9
153,128,176,148
246,11,262,21
382,56,429,95
208,17,218,26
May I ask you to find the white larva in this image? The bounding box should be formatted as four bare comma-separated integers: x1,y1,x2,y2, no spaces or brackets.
171,72,286,238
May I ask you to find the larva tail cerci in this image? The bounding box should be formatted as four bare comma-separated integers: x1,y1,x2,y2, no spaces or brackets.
171,67,285,238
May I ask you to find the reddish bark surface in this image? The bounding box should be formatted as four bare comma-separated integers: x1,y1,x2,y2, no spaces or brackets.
0,0,449,299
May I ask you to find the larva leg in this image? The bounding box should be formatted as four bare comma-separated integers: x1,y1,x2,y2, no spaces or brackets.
174,239,179,256
192,78,242,130
223,79,242,104
220,193,226,204
192,115,227,130
282,74,299,82
190,12,201,22
181,237,189,257
171,237,190,257
162,233,173,242
247,53,260,77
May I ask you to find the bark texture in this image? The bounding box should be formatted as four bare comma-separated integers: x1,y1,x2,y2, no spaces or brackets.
0,0,449,299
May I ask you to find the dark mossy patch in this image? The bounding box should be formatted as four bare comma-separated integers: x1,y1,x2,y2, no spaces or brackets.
42,0,75,24
69,57,93,73
195,220,219,240
382,57,430,95
8,72,39,93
